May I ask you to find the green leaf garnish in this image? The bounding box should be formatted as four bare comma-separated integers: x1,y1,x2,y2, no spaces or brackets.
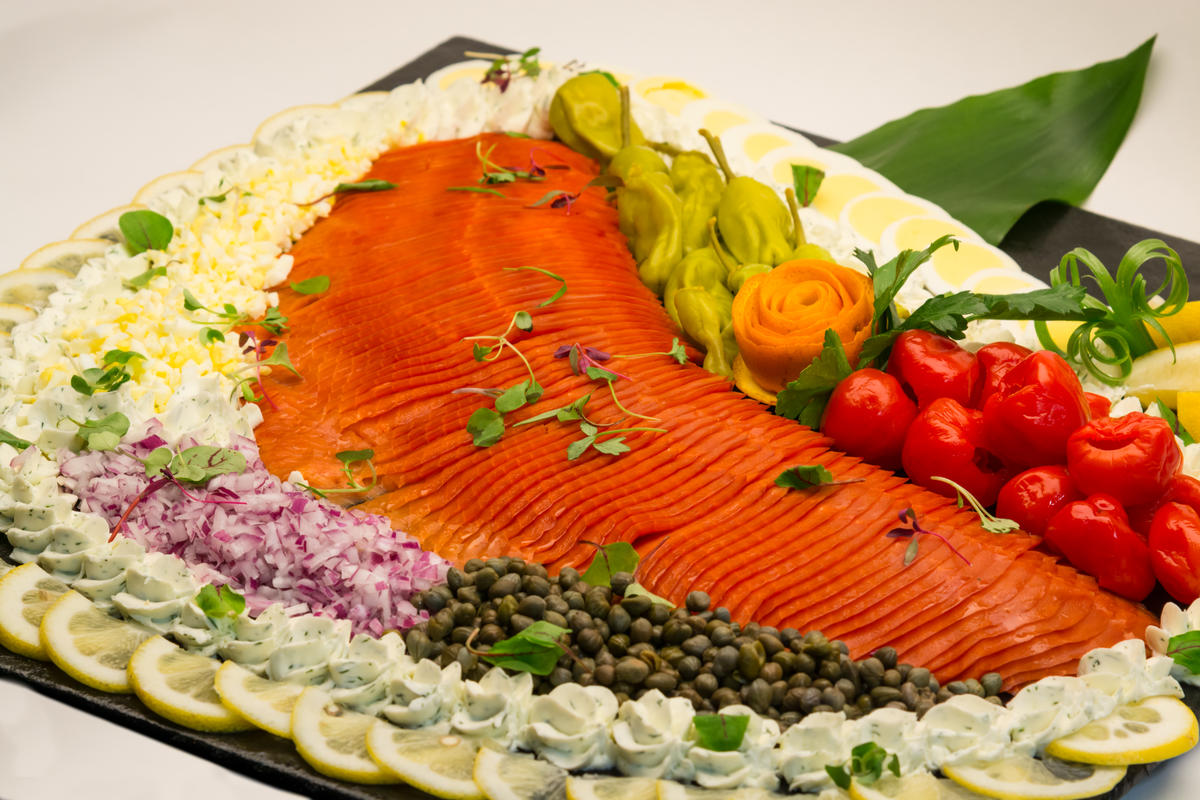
290,275,330,295
447,186,507,198
0,429,33,451
832,38,1154,245
527,190,572,208
495,382,531,414
862,235,960,335
775,464,863,491
119,210,174,255
259,342,300,377
791,164,825,207
103,349,144,366
123,266,167,290
930,476,1020,533
70,350,143,396
195,584,246,621
581,541,640,587
825,742,901,790
75,412,130,452
144,445,247,484
503,266,567,307
182,288,206,312
202,327,225,344
692,714,750,752
1166,631,1200,675
332,179,396,195
513,311,533,332
472,620,568,675
468,407,506,447
1034,239,1187,385
774,329,853,427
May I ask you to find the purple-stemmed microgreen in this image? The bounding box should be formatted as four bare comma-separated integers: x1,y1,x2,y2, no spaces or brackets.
554,343,616,377
469,47,541,93
109,445,249,541
229,334,300,410
886,508,971,567
930,476,1020,534
585,365,658,422
182,289,289,336
296,449,378,498
474,141,548,186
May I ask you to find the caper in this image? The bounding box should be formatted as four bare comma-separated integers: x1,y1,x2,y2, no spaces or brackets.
662,620,691,646
659,646,685,666
608,634,630,657
452,603,477,627
427,609,453,642
793,652,816,675
489,573,520,600
523,562,548,579
981,672,1004,696
479,607,499,626
681,635,712,658
758,634,785,657
711,688,740,708
557,567,579,588
648,604,670,626
420,590,445,613
770,680,788,707
577,628,605,655
508,558,526,574
585,589,610,619
915,698,935,717
472,567,498,596
873,646,898,669
710,625,735,647
496,594,519,626
517,595,546,620
946,680,969,695
907,666,931,689
787,673,812,690
860,657,885,686
677,655,702,680
711,646,738,678
594,664,615,686
595,650,616,667
870,686,903,705
645,671,678,692
567,609,593,632
522,575,552,597
780,711,802,728
544,595,569,616
485,558,508,575
882,668,902,688
405,628,433,660
479,624,506,646
818,660,842,682
678,687,704,710
772,651,797,674
685,591,711,612
812,678,833,691
464,558,485,573
563,591,585,611
835,678,857,701
900,683,918,708
610,571,635,596
799,687,822,713
510,613,535,633
628,642,655,658
629,617,653,644
736,642,765,680
621,595,652,618
446,567,467,593
713,607,731,623
741,678,771,712
615,657,651,685
820,687,846,711
963,678,985,697
694,673,719,697
543,610,568,629
759,661,783,685
450,626,473,645
548,667,572,686
607,605,632,634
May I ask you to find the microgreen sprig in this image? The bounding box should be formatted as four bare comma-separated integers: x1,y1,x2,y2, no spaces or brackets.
195,584,246,622
70,412,130,452
183,290,289,335
930,476,1020,534
580,540,672,607
826,742,901,791
692,714,751,752
0,429,32,451
471,47,541,93
297,449,378,497
70,349,144,396
775,464,864,491
1166,631,1200,675
465,620,574,676
886,508,971,566
301,179,397,207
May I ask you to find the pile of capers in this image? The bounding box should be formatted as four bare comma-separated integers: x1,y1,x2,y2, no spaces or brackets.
406,556,1005,727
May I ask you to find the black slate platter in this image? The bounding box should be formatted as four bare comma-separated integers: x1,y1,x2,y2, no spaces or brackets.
3,35,1200,800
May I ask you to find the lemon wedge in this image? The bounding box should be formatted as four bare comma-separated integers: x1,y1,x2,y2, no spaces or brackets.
0,562,69,660
291,685,398,785
39,590,153,693
566,775,657,800
364,719,483,799
127,635,254,732
941,755,1124,800
850,772,991,800
1150,300,1200,347
1124,341,1200,408
0,267,72,307
212,659,303,739
473,745,566,800
1043,695,1198,765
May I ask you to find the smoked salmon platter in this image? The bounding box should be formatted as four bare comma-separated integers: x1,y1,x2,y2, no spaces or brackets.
2,35,1199,800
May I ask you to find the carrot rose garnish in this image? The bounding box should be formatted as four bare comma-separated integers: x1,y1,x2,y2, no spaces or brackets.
731,259,873,395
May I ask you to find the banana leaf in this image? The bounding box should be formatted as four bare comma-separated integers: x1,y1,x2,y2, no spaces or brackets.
831,38,1154,245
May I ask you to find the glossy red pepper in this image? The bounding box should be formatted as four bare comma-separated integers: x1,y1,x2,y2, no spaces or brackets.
1084,392,1112,420
901,397,1011,506
1148,501,1200,604
820,368,917,471
995,465,1083,537
1043,493,1155,601
1127,473,1200,535
1066,412,1182,508
975,342,1032,406
886,330,981,408
980,350,1090,469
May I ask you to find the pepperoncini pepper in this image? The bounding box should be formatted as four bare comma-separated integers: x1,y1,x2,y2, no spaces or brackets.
727,263,772,294
674,287,737,378
663,247,732,326
608,145,668,183
618,170,684,295
670,151,725,255
717,176,795,267
549,73,645,163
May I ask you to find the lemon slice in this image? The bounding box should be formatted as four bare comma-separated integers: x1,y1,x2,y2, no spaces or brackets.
655,781,786,799
1177,392,1200,442
942,755,1125,800
337,90,389,111
291,685,398,785
0,562,69,659
851,772,991,800
19,238,111,274
213,659,303,738
70,204,145,243
133,170,204,205
365,719,483,799
190,143,254,173
473,745,566,800
1124,341,1200,408
1151,300,1200,347
127,635,254,732
0,267,72,306
1044,695,1198,765
39,590,154,693
253,104,337,144
566,775,657,800
0,303,35,334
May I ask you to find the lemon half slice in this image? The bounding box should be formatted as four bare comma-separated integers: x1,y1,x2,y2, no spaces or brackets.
40,590,153,693
0,267,72,307
473,745,566,800
213,659,303,738
566,775,657,800
127,635,254,732
942,755,1125,800
656,781,787,799
1044,695,1198,765
0,562,69,660
291,686,398,785
851,772,991,800
365,720,483,799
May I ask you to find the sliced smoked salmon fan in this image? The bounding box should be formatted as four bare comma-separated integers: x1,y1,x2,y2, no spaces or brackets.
253,133,1157,689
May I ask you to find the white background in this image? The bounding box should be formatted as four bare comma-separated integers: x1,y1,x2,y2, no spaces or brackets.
1,1,1197,798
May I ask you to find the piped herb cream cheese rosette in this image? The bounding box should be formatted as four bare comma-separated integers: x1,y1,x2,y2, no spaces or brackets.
0,46,1198,800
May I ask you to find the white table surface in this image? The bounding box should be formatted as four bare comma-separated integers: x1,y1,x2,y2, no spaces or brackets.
1,1,1197,798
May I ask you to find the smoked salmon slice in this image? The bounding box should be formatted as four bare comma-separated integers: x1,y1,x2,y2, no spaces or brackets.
252,134,1156,689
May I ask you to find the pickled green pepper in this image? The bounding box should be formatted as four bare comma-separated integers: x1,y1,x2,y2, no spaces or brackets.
549,73,645,163
670,151,725,254
663,247,732,325
674,287,737,378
